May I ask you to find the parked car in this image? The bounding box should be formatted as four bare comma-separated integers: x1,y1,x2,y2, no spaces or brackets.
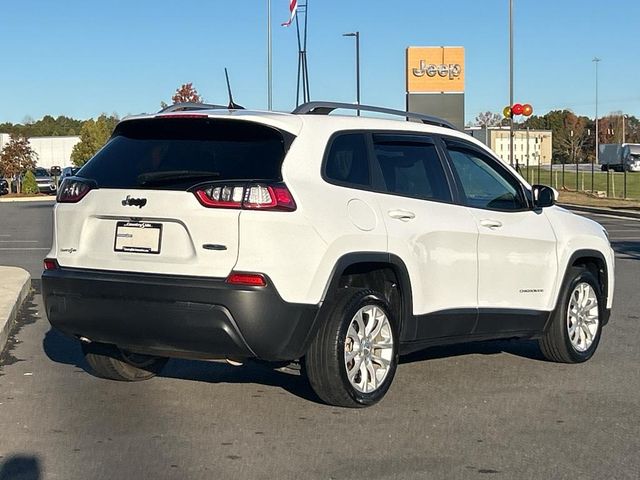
0,178,8,195
33,167,57,194
43,101,615,408
61,166,81,179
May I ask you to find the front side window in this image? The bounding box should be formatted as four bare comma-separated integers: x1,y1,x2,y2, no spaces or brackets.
372,135,451,202
445,142,527,211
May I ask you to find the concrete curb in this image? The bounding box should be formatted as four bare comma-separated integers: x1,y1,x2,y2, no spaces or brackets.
0,196,56,203
559,203,640,220
0,267,31,355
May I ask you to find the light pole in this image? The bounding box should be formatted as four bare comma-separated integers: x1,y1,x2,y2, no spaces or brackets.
267,0,272,111
509,0,514,167
592,57,601,192
343,31,361,115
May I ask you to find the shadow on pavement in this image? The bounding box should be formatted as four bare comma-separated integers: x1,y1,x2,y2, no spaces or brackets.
611,240,640,260
400,338,545,365
20,202,55,208
43,324,548,403
42,328,321,404
0,454,41,480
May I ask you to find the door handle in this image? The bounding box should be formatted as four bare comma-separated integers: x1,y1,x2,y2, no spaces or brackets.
388,209,416,221
479,219,503,229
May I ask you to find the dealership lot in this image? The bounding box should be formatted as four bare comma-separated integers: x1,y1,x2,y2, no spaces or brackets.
0,201,638,479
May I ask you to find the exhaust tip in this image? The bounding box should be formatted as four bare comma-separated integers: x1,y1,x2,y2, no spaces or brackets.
225,358,244,367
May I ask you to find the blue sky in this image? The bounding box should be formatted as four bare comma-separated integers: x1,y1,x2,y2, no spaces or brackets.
0,0,638,124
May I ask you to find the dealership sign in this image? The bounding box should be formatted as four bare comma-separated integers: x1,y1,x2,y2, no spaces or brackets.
406,46,465,93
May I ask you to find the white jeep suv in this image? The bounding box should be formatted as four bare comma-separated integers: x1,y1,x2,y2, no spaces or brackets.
43,102,615,407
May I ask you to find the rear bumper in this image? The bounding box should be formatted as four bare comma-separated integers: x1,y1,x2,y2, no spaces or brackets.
42,267,320,361
37,183,57,194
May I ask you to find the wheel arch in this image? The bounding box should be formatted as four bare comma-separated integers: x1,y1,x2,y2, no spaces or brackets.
318,252,416,343
556,249,610,319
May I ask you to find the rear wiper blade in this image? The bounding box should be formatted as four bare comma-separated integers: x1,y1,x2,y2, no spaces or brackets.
137,170,220,185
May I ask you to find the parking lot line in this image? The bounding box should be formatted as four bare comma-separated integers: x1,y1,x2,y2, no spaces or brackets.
0,247,50,251
0,240,40,243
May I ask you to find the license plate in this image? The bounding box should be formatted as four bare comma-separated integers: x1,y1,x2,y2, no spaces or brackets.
114,221,162,254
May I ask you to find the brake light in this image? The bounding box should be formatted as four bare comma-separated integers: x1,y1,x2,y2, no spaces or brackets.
155,114,209,119
194,184,296,211
43,258,59,270
57,178,94,203
226,272,267,287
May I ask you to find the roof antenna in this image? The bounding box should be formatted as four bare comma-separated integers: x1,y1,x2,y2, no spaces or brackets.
225,68,244,110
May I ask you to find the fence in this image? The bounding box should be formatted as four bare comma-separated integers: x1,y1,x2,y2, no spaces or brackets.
519,163,640,201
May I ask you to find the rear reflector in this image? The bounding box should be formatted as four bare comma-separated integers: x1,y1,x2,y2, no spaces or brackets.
194,183,296,211
43,258,59,271
226,273,267,287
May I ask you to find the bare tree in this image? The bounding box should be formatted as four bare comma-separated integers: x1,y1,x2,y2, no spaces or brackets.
474,111,502,127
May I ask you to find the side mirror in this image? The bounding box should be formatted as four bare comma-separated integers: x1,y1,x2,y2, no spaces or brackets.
532,184,555,209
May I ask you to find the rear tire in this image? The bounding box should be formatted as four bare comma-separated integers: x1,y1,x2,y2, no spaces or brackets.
305,289,399,408
82,342,168,381
539,267,603,363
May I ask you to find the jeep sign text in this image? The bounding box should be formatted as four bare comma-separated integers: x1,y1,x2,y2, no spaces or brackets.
412,60,462,79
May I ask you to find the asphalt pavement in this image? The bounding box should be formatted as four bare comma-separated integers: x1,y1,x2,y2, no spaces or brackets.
0,201,639,479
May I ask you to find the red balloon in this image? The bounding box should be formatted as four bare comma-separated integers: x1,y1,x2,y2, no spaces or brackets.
512,103,524,115
522,104,533,116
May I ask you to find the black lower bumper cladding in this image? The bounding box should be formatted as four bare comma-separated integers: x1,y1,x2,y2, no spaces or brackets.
42,267,320,361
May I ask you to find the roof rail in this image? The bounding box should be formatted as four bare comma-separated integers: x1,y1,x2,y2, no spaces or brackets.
292,101,457,130
158,102,229,113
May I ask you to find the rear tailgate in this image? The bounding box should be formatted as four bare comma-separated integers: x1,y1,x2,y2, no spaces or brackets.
54,188,240,277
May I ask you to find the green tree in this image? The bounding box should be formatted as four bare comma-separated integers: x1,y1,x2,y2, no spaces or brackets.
0,135,38,194
22,170,39,195
70,114,119,166
0,115,83,137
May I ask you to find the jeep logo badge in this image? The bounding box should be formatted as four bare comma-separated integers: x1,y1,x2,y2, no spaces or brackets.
122,195,147,208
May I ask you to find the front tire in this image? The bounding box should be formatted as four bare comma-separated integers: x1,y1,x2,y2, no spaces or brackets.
539,267,603,363
82,342,168,381
305,289,399,408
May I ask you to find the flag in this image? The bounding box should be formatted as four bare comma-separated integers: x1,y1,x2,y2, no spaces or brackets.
281,0,298,27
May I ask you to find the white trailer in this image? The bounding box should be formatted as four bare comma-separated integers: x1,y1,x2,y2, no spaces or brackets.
599,143,640,172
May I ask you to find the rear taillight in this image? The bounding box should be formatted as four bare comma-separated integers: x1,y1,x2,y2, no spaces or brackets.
225,272,267,287
43,258,59,270
193,183,296,211
57,178,94,203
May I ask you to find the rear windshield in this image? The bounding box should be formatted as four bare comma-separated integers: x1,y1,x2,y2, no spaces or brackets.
77,118,291,189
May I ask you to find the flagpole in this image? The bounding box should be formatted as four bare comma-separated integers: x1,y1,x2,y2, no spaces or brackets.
267,0,273,111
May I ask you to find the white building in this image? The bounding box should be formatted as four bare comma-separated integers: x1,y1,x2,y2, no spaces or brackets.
0,133,81,170
465,126,553,166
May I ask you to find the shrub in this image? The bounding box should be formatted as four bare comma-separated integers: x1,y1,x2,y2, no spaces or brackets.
23,170,39,195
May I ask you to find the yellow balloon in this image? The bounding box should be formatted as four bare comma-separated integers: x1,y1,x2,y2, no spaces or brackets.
503,106,512,118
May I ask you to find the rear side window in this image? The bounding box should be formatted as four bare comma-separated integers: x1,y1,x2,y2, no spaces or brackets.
324,133,370,186
372,135,452,202
77,118,290,189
